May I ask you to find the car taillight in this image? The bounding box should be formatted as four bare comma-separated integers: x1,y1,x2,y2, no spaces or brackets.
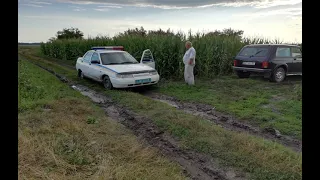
262,61,268,68
234,60,237,66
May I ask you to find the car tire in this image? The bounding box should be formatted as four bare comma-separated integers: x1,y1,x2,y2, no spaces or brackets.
103,76,113,90
271,67,286,83
78,70,84,79
236,71,251,78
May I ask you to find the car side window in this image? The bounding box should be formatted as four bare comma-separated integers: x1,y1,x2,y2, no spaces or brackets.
276,47,291,57
91,53,100,62
291,47,302,58
83,51,93,62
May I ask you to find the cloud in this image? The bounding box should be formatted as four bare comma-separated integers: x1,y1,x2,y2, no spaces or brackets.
56,0,302,9
19,3,43,7
28,0,52,5
19,0,52,7
97,5,122,8
238,7,302,18
94,8,109,12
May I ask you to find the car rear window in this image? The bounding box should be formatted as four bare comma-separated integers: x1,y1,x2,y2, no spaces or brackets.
239,47,269,57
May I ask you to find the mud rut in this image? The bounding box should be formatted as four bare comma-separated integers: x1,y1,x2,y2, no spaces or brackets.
26,60,247,180
139,92,301,152
23,57,301,148
24,58,302,152
21,57,301,179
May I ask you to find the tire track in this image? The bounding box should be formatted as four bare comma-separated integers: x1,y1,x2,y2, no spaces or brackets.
22,58,248,180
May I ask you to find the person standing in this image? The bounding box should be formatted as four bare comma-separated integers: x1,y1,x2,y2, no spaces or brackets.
183,41,196,85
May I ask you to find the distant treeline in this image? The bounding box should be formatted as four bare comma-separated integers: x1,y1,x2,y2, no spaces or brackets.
18,43,41,46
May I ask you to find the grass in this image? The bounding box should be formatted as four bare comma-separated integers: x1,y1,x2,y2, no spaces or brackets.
107,90,302,180
155,76,302,139
19,46,302,180
18,59,187,179
20,46,302,139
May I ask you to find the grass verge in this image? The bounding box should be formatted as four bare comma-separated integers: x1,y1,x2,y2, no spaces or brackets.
155,77,302,139
18,60,186,179
19,47,302,180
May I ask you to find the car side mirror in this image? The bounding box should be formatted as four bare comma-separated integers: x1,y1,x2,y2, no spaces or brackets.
91,60,100,64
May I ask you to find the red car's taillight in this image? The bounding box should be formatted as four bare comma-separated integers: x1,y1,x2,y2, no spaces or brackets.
234,60,237,66
262,61,268,68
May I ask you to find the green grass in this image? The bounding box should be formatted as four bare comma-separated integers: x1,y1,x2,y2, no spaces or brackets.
155,77,302,139
19,46,302,180
18,60,186,179
107,90,302,180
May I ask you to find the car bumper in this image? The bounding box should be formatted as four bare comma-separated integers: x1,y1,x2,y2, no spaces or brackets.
110,74,160,88
232,66,271,73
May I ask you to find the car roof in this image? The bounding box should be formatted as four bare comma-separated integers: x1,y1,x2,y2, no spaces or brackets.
245,44,300,47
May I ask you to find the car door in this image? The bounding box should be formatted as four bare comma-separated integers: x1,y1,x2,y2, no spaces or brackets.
274,46,295,73
140,49,155,69
80,51,94,77
291,46,302,74
89,52,103,81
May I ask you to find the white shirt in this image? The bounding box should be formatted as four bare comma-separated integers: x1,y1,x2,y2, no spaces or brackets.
183,47,196,65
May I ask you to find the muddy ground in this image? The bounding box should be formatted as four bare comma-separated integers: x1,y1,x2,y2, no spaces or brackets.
138,91,301,152
28,60,248,180
23,56,301,152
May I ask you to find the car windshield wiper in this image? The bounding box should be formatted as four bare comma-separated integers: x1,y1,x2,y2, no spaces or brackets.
250,50,264,57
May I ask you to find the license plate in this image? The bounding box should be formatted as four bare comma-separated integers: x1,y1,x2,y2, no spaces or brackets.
135,78,151,83
243,62,255,65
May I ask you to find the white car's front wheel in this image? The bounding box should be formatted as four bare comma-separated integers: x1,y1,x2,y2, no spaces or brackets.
103,76,113,90
78,70,84,79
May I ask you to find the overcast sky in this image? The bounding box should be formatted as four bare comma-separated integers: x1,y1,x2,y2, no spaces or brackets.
18,0,302,43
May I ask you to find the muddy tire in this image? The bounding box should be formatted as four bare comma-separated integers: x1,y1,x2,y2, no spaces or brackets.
271,67,286,83
103,76,113,90
78,70,84,79
236,71,251,78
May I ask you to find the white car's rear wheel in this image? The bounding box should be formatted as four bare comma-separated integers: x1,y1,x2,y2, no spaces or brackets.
103,76,113,90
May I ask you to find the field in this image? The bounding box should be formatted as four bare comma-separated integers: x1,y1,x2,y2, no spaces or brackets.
19,41,302,180
18,59,187,179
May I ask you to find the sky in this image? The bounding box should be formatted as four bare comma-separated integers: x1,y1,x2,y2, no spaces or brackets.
18,0,302,43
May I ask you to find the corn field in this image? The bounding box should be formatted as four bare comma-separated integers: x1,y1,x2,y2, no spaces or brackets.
40,28,296,79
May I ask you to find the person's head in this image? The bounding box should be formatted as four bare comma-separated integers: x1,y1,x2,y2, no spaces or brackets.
185,41,192,49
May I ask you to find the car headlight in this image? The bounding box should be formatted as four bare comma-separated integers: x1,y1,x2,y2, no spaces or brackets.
149,70,158,75
116,74,133,78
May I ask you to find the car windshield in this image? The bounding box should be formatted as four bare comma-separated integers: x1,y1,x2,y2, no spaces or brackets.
239,47,269,57
100,52,139,65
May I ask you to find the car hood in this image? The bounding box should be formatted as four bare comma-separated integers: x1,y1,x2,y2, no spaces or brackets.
101,63,155,73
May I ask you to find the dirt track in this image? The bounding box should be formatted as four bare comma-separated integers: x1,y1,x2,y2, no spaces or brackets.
139,92,302,152
22,55,301,152
27,60,248,180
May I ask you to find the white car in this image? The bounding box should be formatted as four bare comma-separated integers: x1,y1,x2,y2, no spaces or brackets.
75,46,160,89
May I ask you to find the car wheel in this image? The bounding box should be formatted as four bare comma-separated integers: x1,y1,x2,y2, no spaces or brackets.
78,70,84,79
103,76,113,90
236,71,251,78
271,67,286,82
